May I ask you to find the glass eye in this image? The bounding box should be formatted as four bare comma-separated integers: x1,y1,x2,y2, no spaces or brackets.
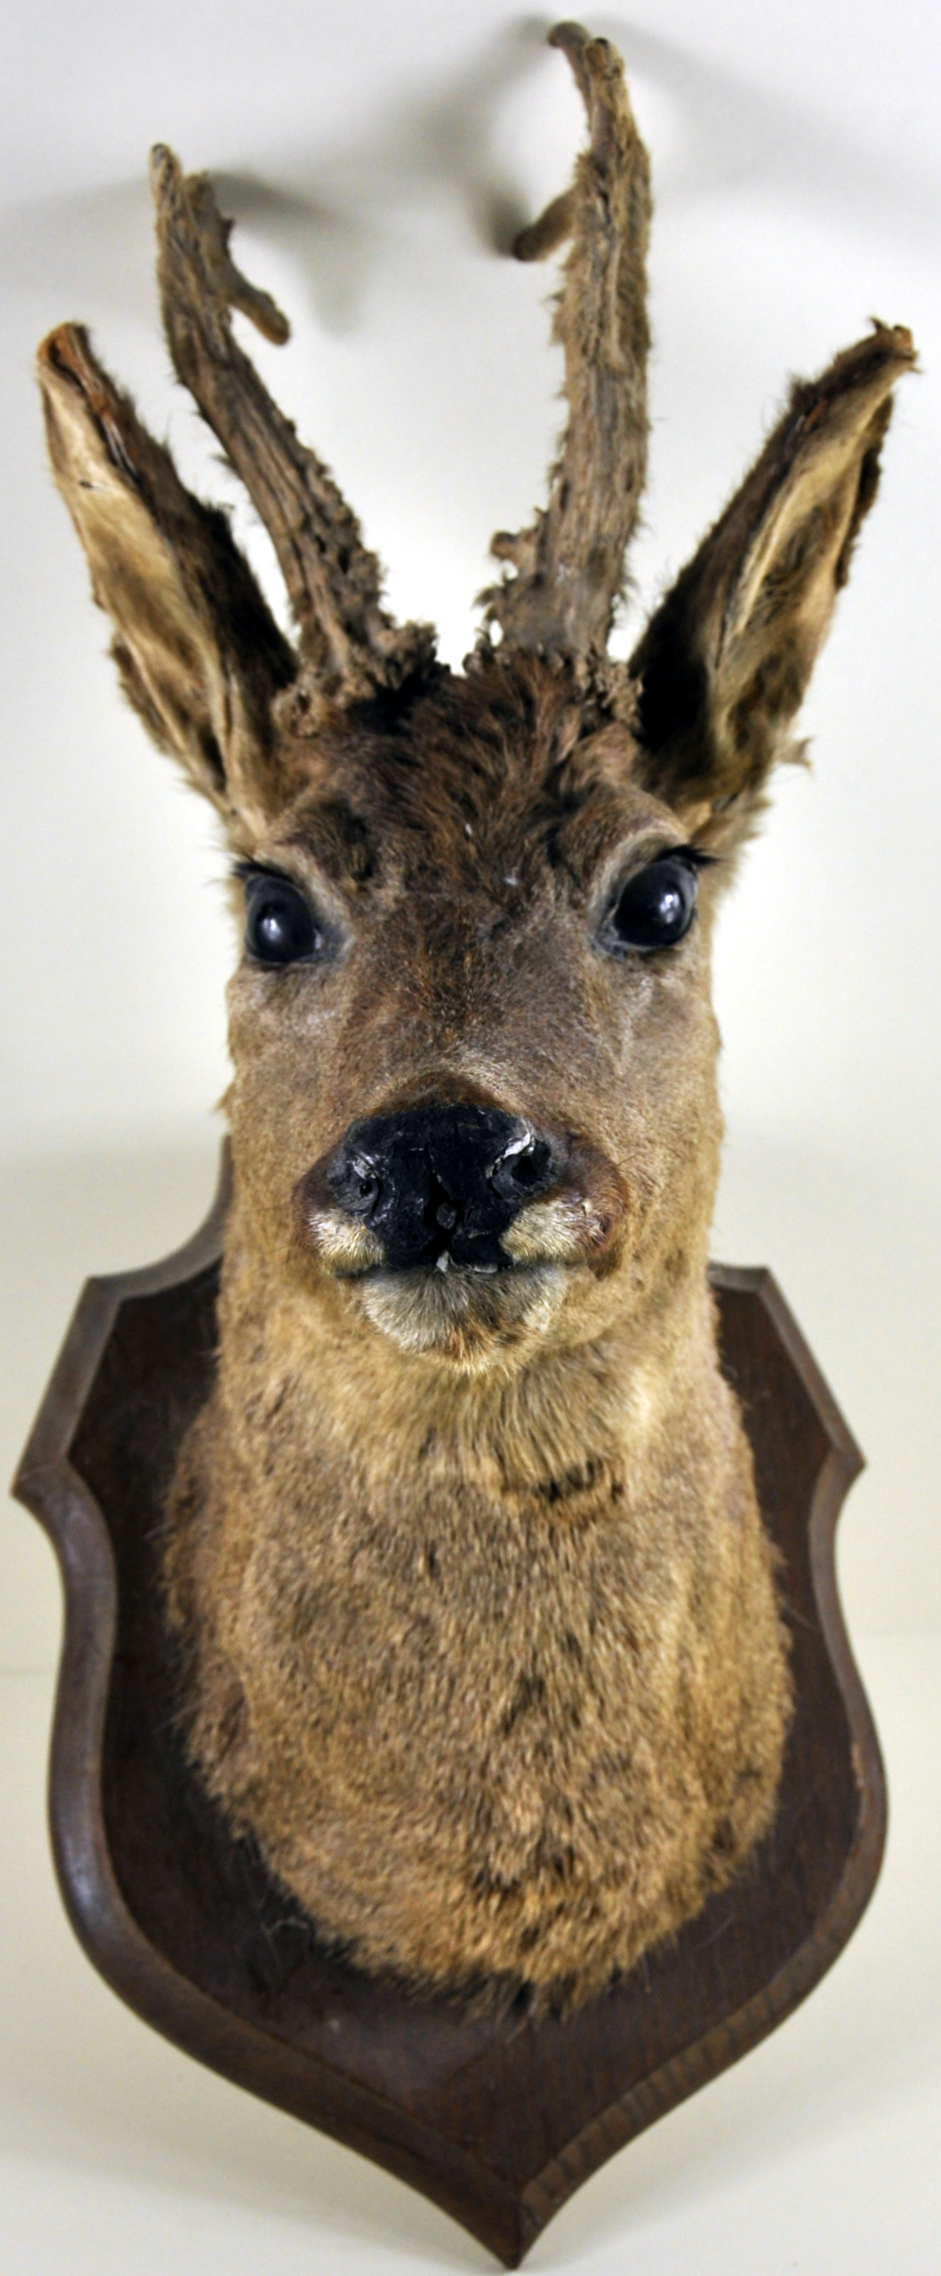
243,874,323,966
608,854,699,953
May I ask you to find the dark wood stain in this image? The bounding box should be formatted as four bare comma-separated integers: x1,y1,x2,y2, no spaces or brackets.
13,1147,884,2267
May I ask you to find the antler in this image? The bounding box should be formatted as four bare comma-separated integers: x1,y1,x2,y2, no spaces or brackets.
480,23,651,669
150,147,436,713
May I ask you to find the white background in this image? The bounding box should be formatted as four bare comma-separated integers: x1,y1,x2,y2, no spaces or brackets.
1,4,939,2272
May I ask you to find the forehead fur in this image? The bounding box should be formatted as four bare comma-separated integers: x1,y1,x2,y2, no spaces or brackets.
280,654,643,886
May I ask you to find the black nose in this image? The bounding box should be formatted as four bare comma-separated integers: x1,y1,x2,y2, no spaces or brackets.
326,1104,560,1271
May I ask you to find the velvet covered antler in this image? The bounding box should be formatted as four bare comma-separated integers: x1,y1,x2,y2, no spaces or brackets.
150,147,436,711
38,12,913,842
480,22,651,669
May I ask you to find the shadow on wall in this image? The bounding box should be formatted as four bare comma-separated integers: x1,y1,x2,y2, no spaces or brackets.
0,16,934,331
0,1136,222,1670
714,1123,941,1637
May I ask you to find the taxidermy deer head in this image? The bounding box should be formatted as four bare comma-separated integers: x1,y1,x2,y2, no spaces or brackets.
38,24,912,2011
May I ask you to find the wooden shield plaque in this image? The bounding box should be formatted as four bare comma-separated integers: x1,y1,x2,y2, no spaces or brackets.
14,1148,884,2266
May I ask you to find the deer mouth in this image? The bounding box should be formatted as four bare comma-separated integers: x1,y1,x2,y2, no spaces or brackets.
299,1194,623,1363
301,1184,623,1295
296,1107,627,1296
331,1236,575,1283
301,1211,575,1287
352,1252,571,1359
295,1117,627,1357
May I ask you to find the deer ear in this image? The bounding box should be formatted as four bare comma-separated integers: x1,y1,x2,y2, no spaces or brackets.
629,324,915,853
38,324,297,843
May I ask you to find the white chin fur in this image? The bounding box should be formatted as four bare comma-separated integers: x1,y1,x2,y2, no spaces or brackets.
358,1262,567,1355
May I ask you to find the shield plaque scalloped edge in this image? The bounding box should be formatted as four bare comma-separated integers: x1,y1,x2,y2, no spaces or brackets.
13,1145,885,2268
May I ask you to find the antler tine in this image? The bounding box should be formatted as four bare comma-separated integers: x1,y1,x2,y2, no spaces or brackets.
480,23,651,671
150,146,435,714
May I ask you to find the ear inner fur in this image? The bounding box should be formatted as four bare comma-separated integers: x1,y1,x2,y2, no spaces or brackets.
37,321,297,836
629,321,915,850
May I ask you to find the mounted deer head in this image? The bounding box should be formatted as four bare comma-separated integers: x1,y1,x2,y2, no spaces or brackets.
37,24,912,2010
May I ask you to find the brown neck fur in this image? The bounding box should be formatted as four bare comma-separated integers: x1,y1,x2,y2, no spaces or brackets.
161,1111,792,2011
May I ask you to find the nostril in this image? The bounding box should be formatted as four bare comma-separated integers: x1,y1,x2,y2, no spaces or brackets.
489,1134,555,1203
333,1153,383,1219
513,1142,553,1191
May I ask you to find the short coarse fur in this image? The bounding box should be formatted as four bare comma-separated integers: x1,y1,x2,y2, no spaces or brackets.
37,25,913,2010
159,655,793,2010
